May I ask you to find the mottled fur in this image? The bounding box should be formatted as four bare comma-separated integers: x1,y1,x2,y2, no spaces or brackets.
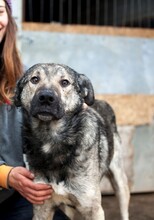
14,63,130,220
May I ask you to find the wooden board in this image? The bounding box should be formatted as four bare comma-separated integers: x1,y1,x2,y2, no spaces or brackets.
95,94,154,126
22,22,154,38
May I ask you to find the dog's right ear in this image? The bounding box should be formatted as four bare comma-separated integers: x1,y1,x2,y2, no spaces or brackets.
14,74,28,107
14,79,23,107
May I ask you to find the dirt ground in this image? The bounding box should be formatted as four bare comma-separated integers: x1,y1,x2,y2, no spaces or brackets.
102,193,154,220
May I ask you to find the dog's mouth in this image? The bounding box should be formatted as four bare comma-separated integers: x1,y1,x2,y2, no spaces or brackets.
37,112,54,121
32,108,64,121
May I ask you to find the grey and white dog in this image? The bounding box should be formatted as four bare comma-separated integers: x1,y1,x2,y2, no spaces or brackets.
14,63,130,220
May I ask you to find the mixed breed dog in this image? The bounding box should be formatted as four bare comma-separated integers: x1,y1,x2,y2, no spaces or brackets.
14,63,130,220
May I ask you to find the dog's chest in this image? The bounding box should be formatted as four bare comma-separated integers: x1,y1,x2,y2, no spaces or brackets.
26,134,78,183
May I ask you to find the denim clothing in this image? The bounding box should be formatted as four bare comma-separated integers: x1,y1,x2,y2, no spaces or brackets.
0,192,33,220
0,104,24,203
0,192,69,220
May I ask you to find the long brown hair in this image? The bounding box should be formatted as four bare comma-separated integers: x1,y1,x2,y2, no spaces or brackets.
0,2,23,104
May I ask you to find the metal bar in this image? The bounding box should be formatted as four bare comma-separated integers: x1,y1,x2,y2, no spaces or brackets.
40,0,44,22
77,0,81,24
28,0,33,21
123,0,128,26
95,0,100,25
49,0,54,22
59,0,63,23
130,0,134,27
104,0,108,26
138,0,142,27
86,0,90,24
68,0,72,24
113,0,117,26
147,0,151,28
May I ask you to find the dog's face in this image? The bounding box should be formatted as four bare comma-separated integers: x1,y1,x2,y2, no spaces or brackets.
14,63,94,121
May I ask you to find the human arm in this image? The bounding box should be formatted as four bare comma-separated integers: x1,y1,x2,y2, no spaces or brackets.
0,164,13,188
8,166,53,204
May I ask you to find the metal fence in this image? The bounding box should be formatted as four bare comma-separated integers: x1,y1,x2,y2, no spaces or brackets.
24,0,154,28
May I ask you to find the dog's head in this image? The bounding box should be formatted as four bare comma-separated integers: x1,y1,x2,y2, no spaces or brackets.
14,63,95,121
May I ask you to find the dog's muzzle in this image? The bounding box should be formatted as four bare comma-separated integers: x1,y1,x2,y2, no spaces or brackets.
30,89,64,121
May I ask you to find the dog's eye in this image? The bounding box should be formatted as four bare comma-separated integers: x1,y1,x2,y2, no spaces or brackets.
60,80,70,87
30,76,40,84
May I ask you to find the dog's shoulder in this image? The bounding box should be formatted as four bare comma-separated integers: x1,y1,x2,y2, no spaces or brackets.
91,99,118,133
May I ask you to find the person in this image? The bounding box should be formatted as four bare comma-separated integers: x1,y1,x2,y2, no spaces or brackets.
0,1,68,219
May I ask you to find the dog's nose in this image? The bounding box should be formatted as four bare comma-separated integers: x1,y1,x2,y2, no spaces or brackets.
38,90,55,105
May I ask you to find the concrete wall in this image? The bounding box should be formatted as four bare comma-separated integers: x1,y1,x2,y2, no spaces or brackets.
20,31,154,95
12,0,22,31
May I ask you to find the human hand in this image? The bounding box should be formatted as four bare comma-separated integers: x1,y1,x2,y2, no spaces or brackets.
8,167,53,204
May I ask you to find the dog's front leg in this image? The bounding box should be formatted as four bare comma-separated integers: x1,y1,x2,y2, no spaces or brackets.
90,205,105,220
31,176,55,220
78,202,105,220
32,198,54,220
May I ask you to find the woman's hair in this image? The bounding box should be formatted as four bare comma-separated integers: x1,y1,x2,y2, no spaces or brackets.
0,3,23,104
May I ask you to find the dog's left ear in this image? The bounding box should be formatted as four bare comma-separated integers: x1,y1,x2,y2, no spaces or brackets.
77,74,95,106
